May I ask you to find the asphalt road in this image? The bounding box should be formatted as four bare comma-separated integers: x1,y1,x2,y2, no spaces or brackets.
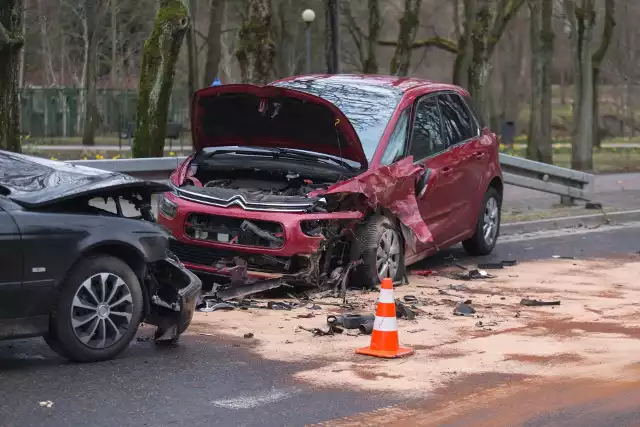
2,224,640,427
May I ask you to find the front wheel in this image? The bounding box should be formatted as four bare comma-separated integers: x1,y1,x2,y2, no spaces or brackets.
350,215,405,288
45,255,144,362
463,187,501,256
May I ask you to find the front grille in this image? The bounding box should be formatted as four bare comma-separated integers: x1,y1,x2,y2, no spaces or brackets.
169,239,299,274
185,213,284,249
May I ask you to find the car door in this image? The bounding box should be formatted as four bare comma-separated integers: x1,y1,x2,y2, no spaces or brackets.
436,93,483,239
407,95,460,250
0,204,23,339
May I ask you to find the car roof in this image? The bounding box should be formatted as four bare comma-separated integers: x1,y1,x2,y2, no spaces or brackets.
271,74,464,95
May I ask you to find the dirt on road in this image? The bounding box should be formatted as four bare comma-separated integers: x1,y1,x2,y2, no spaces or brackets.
187,256,640,424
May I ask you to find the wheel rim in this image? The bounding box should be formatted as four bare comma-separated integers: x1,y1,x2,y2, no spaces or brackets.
70,273,133,349
376,228,401,281
482,197,499,246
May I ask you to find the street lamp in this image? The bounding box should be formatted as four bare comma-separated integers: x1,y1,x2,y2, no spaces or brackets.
301,9,316,74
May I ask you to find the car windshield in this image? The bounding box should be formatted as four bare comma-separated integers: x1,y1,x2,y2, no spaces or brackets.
273,79,403,160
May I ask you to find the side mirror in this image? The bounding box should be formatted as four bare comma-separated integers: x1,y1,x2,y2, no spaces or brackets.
415,168,434,198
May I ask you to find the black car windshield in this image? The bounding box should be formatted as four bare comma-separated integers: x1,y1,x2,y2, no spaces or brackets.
272,79,403,160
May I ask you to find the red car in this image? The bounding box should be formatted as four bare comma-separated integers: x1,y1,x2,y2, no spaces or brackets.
159,75,503,289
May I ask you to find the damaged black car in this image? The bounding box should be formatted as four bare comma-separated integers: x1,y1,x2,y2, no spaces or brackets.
0,151,202,362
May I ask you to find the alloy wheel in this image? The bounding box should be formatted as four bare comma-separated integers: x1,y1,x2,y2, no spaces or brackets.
70,273,134,349
376,228,401,281
483,197,499,246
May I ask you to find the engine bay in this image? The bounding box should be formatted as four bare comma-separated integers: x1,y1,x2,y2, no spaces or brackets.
201,174,328,198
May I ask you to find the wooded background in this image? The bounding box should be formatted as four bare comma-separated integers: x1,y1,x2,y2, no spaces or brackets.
1,0,636,171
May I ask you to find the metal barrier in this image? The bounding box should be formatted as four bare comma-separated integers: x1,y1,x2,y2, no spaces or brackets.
499,154,594,203
68,154,595,202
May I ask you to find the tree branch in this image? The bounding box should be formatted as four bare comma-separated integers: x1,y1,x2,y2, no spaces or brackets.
592,0,615,65
489,0,526,54
379,36,459,54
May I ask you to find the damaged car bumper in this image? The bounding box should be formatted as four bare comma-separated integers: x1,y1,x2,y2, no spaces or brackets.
144,256,202,341
158,192,363,283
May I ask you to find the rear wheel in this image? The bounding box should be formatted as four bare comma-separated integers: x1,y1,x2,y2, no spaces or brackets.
45,255,144,362
351,215,405,288
463,187,501,256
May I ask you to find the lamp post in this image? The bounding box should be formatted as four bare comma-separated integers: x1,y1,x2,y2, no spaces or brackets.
301,9,316,74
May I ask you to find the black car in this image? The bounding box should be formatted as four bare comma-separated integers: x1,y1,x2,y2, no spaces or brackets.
0,151,202,362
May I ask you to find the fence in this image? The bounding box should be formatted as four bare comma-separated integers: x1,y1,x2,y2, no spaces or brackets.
19,87,190,141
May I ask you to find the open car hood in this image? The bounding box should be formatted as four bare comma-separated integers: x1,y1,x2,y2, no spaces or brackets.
191,84,368,168
0,151,171,207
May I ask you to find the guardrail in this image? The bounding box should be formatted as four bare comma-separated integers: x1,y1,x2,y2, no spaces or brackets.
69,154,594,203
499,153,593,203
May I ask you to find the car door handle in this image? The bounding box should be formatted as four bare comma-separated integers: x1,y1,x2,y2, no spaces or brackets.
440,167,453,176
474,151,486,160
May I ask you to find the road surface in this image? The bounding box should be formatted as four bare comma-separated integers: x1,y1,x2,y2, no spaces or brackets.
2,224,640,427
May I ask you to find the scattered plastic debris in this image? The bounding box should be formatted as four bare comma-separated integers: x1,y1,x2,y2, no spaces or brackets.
267,301,293,310
243,332,255,339
403,295,419,303
478,262,504,270
395,300,416,320
199,301,236,312
585,202,603,210
453,303,476,316
520,298,561,307
39,401,54,408
413,269,433,277
552,255,576,260
453,269,494,280
296,313,315,319
198,333,215,337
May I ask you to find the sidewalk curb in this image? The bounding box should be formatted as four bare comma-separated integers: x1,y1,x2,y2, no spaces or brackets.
501,209,640,236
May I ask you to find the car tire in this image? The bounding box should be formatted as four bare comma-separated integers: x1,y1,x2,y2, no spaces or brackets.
463,187,502,256
46,254,144,363
350,215,405,288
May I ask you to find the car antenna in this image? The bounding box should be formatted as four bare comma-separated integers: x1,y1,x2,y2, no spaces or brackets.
334,117,345,180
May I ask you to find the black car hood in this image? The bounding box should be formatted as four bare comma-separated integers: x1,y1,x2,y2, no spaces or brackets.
0,151,171,207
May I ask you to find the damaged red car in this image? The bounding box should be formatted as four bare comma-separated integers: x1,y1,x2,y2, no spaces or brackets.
159,75,503,290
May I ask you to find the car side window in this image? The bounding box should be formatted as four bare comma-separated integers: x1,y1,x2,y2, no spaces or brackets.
409,97,445,160
438,94,477,145
380,108,410,165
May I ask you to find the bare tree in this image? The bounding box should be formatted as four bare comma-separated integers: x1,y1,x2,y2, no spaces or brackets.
592,0,615,148
380,0,525,109
202,0,225,86
133,0,189,158
185,0,198,96
390,0,422,76
236,0,275,84
81,0,109,146
342,0,381,73
0,0,24,152
527,0,554,163
567,0,615,170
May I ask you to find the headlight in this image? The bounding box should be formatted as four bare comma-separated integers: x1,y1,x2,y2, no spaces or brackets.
159,195,178,219
300,220,325,237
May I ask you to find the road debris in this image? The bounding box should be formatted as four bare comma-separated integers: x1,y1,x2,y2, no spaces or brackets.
452,269,494,280
501,260,519,266
359,322,374,335
453,302,476,317
39,401,54,408
243,332,255,339
403,295,419,303
395,300,416,320
520,298,561,307
413,269,433,277
296,313,315,319
552,255,576,260
585,201,603,210
478,262,504,270
268,301,293,310
199,301,236,312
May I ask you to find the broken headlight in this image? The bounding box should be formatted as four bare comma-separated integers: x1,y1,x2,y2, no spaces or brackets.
300,220,325,237
159,195,178,219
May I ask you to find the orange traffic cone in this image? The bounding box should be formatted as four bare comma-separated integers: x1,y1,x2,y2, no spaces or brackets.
356,278,414,359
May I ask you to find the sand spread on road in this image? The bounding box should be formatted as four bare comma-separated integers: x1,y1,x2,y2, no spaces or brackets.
187,257,640,397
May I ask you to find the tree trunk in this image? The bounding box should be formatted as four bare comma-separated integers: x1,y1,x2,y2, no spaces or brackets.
0,0,23,153
527,0,554,164
236,0,275,84
186,0,198,96
82,0,99,146
111,0,117,87
390,0,422,76
132,0,189,158
18,0,25,89
591,0,615,148
571,0,596,171
362,0,380,74
202,0,224,87
325,0,340,74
